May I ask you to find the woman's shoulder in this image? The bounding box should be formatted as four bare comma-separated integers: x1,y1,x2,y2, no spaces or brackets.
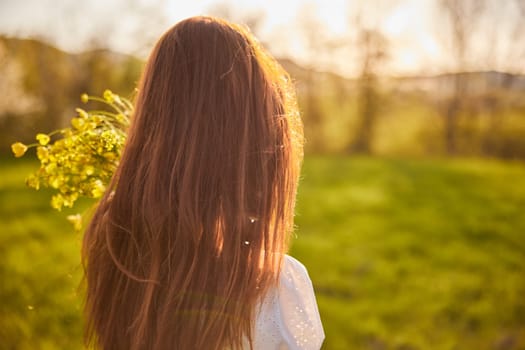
279,254,324,339
282,254,308,274
279,254,315,297
251,254,325,350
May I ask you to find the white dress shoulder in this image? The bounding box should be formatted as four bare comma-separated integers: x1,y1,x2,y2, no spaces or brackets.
248,254,325,350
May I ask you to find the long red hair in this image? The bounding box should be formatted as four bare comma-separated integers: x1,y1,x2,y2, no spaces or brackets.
82,16,304,350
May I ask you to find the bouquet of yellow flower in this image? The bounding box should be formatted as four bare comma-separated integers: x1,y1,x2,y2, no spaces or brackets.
11,90,131,229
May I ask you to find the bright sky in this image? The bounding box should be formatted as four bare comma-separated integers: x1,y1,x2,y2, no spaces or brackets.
0,0,523,77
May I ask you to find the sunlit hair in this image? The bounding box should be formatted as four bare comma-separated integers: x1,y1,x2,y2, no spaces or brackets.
82,16,304,350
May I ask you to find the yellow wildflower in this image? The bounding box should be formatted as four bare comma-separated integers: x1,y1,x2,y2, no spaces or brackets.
45,162,57,174
103,152,116,160
11,142,28,157
51,194,64,211
25,174,40,190
91,180,106,198
75,108,88,118
67,214,83,231
12,91,132,214
71,117,85,130
83,165,95,176
36,147,49,162
86,121,97,130
63,193,78,208
62,129,72,138
103,89,114,103
36,133,50,146
49,175,64,189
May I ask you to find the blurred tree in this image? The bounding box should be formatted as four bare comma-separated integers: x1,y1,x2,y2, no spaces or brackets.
351,28,388,154
479,0,525,157
64,0,167,99
0,38,144,154
347,2,389,155
0,38,44,149
437,0,525,157
0,40,42,116
0,0,170,153
297,3,329,153
438,0,486,154
2,37,73,133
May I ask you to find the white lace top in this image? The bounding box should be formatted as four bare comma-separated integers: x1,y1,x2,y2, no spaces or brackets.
247,255,325,350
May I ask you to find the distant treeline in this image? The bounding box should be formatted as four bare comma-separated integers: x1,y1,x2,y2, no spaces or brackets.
0,36,142,154
2,36,525,159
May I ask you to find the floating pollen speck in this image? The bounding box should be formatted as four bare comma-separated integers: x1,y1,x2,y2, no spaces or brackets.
27,305,34,310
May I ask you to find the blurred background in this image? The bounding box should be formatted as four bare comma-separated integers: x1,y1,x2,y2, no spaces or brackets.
0,0,524,349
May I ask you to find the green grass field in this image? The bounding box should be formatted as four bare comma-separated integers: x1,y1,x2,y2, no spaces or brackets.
1,156,524,349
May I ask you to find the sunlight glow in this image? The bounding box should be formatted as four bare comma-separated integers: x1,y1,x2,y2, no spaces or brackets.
0,0,522,77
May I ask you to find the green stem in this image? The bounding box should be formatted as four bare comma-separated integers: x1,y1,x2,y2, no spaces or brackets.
48,130,62,137
89,110,118,117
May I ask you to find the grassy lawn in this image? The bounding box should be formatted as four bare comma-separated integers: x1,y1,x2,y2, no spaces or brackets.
0,158,90,349
1,156,524,349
